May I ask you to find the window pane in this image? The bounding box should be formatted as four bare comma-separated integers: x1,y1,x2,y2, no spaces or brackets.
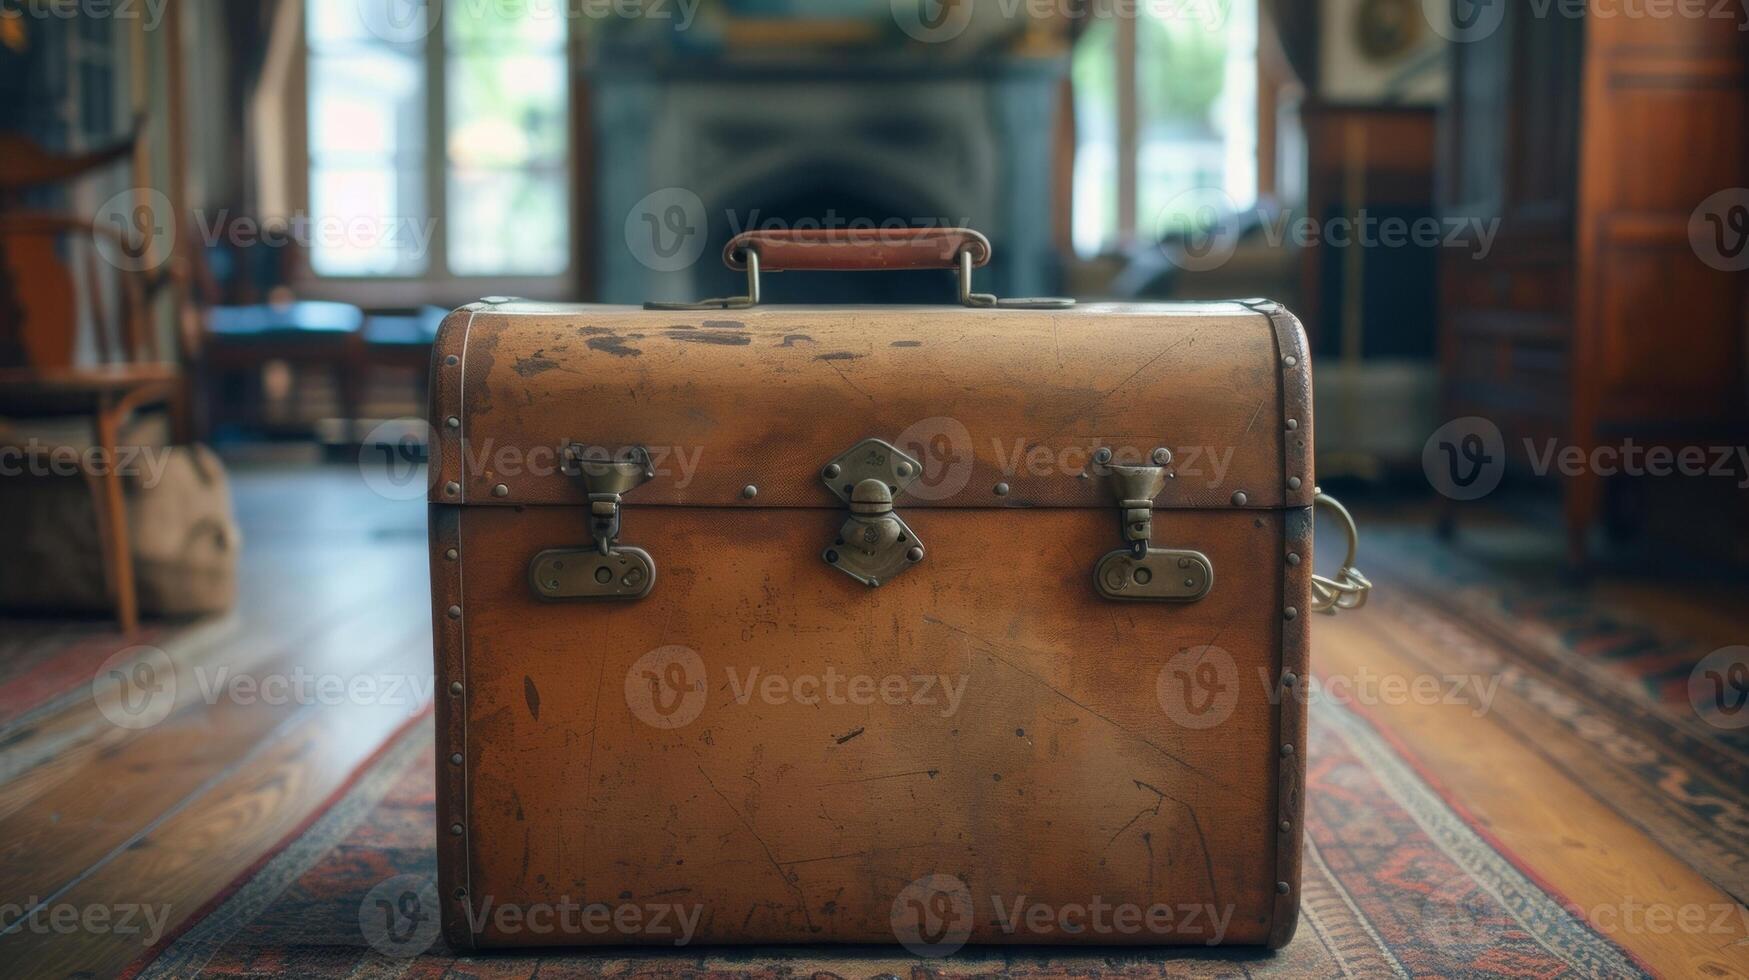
308,0,428,49
310,164,431,276
307,51,425,160
445,0,566,51
447,169,567,276
445,54,566,166
1071,19,1118,258
306,1,429,278
1137,2,1258,235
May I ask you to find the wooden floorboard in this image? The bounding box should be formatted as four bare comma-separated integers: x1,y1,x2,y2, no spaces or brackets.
0,458,431,978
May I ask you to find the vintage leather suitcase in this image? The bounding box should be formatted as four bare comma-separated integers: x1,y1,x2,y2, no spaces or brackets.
428,228,1370,952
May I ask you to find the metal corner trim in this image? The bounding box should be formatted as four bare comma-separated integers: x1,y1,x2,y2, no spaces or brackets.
429,506,475,950
429,305,483,506
1269,504,1314,948
1254,302,1315,509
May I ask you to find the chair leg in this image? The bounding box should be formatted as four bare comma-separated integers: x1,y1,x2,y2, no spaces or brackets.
94,402,140,636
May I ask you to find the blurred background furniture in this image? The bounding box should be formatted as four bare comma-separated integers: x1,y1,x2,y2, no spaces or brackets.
1437,7,1749,564
0,131,190,634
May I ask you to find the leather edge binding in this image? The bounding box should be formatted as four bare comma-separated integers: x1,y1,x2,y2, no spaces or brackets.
430,505,475,951
429,304,484,505
1257,292,1315,948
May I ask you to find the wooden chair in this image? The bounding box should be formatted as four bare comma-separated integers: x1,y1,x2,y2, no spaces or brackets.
0,211,187,635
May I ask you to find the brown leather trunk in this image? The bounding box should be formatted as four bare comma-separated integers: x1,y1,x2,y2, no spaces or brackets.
428,290,1317,951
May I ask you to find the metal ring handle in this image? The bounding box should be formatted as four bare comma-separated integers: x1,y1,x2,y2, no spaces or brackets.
1311,492,1372,614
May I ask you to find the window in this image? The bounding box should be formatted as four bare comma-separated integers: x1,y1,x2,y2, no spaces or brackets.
304,0,569,278
1071,1,1258,257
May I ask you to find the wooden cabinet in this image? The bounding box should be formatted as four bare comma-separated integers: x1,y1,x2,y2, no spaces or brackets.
1439,7,1748,563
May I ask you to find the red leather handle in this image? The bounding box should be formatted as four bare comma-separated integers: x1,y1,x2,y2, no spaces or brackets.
724,227,992,272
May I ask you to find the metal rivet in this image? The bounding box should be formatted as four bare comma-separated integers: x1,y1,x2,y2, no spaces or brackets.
1286,552,1300,566
444,482,460,496
492,484,510,498
1282,671,1298,688
1286,419,1299,431
454,887,467,899
447,605,462,619
445,355,460,367
450,823,464,836
449,682,463,695
1283,356,1297,368
1093,447,1113,465
1276,881,1291,894
446,416,460,429
742,485,758,499
823,464,841,479
1281,744,1294,757
1284,606,1298,620
1287,476,1302,491
1231,491,1248,507
907,547,924,562
450,753,463,765
1151,448,1172,466
994,482,1010,497
1279,819,1292,833
895,462,913,479
446,548,459,561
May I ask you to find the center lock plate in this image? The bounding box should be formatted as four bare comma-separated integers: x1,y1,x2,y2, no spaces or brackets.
821,438,926,588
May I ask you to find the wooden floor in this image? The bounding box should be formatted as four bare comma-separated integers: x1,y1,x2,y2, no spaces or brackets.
1,466,1746,977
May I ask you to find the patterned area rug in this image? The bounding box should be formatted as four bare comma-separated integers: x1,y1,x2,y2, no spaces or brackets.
125,699,1644,978
0,619,170,730
1359,529,1749,911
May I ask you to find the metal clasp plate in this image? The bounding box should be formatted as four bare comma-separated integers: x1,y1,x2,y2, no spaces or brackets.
531,445,658,600
820,438,926,588
1092,449,1214,602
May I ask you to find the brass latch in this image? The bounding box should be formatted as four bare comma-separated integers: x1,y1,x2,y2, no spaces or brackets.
529,445,657,600
821,438,926,588
1093,450,1214,602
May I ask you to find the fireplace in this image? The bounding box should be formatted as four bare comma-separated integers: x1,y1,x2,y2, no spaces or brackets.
589,58,1065,306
